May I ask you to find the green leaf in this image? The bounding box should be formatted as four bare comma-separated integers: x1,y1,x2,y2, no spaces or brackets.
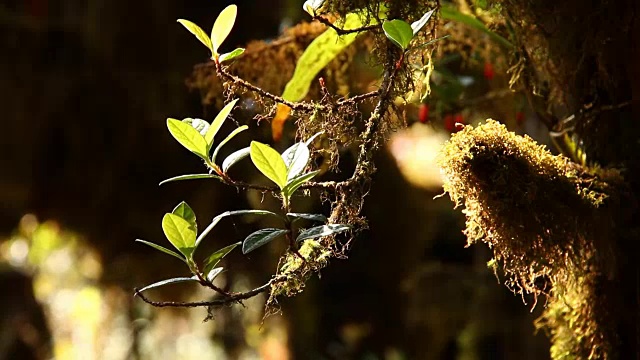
212,125,248,164
303,0,325,16
250,141,288,189
281,142,310,181
159,174,222,186
202,242,241,275
205,98,239,151
167,118,208,160
219,48,245,63
296,224,351,243
135,239,186,264
440,4,513,49
137,276,199,293
286,213,328,223
206,267,224,282
211,4,237,56
383,19,414,50
282,170,320,197
177,19,213,54
196,210,283,248
242,228,289,254
182,118,210,136
222,147,251,173
281,13,363,103
410,9,435,35
172,202,197,231
162,213,197,257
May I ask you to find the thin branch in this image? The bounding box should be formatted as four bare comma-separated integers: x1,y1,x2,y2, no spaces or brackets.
337,90,380,106
312,15,380,35
134,281,273,308
215,63,318,112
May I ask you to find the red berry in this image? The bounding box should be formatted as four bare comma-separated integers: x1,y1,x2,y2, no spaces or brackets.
444,114,455,132
453,114,465,132
418,103,429,123
483,62,494,81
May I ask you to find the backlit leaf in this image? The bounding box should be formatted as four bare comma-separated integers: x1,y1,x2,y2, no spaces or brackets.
242,228,289,254
177,19,213,54
172,201,196,231
167,118,208,160
182,118,210,136
250,141,288,189
211,4,237,56
162,213,197,257
205,98,239,150
219,48,245,63
286,213,328,223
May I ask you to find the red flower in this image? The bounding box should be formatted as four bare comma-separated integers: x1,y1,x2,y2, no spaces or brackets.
419,103,429,123
483,62,494,81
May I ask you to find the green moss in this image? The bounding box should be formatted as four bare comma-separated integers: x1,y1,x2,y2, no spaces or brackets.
438,120,622,359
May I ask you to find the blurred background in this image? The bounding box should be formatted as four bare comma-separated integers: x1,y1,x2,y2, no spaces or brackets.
0,0,553,359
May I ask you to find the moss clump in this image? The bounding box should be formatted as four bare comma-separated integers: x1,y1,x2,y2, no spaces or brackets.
438,120,622,359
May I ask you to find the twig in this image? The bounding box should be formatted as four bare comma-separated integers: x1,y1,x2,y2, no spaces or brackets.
134,281,274,308
312,15,380,35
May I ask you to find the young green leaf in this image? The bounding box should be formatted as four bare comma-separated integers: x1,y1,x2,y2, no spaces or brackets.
219,48,245,63
382,19,414,50
206,267,224,282
162,213,197,257
282,170,320,197
167,118,209,160
296,224,351,243
137,276,199,293
202,242,241,275
250,141,288,189
286,213,328,223
177,19,213,54
182,118,210,136
242,228,289,254
281,142,310,181
410,9,435,35
222,147,251,173
211,125,248,164
135,239,187,264
211,4,238,56
159,174,222,186
196,210,283,248
205,98,239,150
172,202,197,231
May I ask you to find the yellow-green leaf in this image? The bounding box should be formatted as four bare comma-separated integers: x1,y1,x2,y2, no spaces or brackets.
162,213,197,257
382,19,413,50
211,4,238,56
250,141,288,189
205,98,239,150
219,48,245,63
167,118,209,160
177,19,213,54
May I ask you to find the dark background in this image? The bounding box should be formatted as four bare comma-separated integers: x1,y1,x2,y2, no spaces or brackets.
0,1,550,359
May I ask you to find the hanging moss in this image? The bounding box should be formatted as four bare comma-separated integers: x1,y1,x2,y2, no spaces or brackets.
438,120,624,359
